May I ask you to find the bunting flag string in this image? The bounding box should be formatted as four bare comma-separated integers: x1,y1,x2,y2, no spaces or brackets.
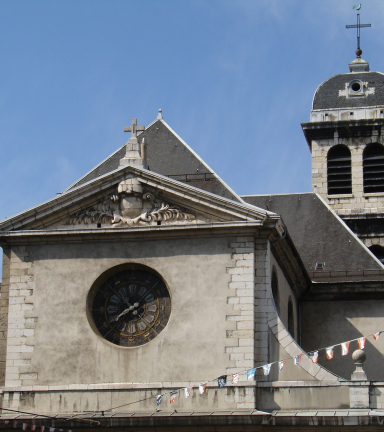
2,331,382,423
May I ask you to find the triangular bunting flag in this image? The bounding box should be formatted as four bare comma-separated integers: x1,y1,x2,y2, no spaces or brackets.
263,364,272,376
326,346,334,360
156,394,165,405
373,332,382,340
184,386,193,398
357,337,366,349
246,368,256,381
341,341,350,355
199,382,207,394
31,426,37,431
49,428,55,432
309,351,318,363
40,427,45,432
279,360,286,371
22,424,28,431
294,354,302,365
170,391,178,404
218,375,227,387
232,373,239,384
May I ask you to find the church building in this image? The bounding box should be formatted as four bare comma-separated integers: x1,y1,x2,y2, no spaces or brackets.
1,32,384,432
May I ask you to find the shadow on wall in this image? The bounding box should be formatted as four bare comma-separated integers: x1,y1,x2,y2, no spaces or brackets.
300,300,384,381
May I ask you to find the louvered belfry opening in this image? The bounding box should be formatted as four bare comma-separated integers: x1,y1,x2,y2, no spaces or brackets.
363,144,384,193
327,145,352,195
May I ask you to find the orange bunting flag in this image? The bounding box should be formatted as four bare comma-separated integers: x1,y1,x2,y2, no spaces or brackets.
170,391,178,404
357,337,366,349
326,346,334,360
373,332,382,341
199,382,207,394
294,354,302,365
309,351,318,363
341,342,350,355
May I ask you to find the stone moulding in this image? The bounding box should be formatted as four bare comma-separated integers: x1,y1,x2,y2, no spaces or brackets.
66,194,195,227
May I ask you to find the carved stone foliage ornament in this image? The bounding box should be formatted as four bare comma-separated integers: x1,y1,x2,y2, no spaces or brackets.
67,178,195,227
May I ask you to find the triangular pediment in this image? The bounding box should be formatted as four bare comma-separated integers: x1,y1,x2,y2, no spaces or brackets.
0,166,275,233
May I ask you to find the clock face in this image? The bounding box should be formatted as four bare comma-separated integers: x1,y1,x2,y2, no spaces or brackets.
91,269,171,347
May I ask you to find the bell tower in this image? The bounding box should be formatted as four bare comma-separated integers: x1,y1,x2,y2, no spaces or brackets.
301,36,384,260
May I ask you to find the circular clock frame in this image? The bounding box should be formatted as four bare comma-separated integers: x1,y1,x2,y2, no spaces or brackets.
87,264,172,348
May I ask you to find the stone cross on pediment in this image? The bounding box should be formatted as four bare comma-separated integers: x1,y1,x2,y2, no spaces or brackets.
124,118,145,139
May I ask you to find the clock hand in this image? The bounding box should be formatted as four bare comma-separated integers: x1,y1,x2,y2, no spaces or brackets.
114,303,139,321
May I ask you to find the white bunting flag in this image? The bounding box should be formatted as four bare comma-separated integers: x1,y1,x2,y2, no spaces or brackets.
40,427,45,432
326,346,334,360
357,337,366,349
156,394,165,405
279,360,286,371
341,341,350,355
199,382,207,394
294,354,302,365
247,368,256,381
184,386,193,398
373,332,382,341
263,364,272,376
309,351,318,363
31,426,37,431
22,424,28,431
232,373,239,384
170,391,178,404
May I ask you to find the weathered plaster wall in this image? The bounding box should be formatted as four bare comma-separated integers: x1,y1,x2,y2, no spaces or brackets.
301,300,384,381
16,237,237,386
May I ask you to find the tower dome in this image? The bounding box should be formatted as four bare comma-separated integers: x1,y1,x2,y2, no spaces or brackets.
311,69,384,122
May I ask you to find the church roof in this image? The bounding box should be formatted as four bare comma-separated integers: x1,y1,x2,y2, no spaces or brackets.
242,192,384,286
64,118,242,203
312,71,384,110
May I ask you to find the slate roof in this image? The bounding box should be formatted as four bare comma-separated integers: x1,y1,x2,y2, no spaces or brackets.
312,71,384,110
64,119,241,202
241,193,384,283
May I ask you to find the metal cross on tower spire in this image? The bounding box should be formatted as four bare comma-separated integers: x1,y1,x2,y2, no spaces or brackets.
346,13,371,55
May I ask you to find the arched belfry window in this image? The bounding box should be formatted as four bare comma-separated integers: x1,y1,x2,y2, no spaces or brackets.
271,268,279,312
369,245,384,264
288,297,295,337
363,144,384,193
327,145,352,195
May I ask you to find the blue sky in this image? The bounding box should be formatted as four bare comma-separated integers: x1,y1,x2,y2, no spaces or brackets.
0,0,384,275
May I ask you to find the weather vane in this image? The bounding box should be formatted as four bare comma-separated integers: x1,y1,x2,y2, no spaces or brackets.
346,4,371,56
